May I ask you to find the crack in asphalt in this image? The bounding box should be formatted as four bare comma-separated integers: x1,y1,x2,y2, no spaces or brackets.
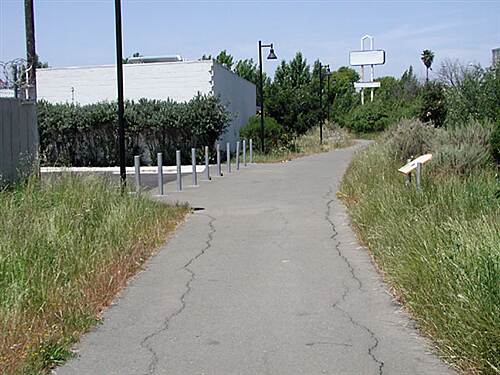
324,187,362,290
333,305,385,375
325,187,384,375
305,341,353,347
140,214,217,375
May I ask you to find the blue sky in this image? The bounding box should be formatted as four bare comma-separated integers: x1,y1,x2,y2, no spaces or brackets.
1,0,499,80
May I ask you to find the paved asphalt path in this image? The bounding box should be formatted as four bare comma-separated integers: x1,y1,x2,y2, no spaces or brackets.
57,141,455,375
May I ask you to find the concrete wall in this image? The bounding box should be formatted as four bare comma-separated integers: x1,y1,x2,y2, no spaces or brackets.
211,62,257,149
0,98,39,185
38,60,213,104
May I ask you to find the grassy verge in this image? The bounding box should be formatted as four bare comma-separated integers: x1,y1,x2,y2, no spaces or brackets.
352,130,383,141
251,125,353,163
0,176,189,374
340,141,500,374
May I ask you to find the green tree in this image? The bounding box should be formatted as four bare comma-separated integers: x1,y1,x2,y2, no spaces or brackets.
328,67,359,125
216,50,234,69
440,61,500,126
421,49,435,82
266,52,320,135
419,81,447,127
400,65,420,98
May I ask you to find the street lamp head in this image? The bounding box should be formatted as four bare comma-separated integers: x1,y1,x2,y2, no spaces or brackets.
267,47,277,60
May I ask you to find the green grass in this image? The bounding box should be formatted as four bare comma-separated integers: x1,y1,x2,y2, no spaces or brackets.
340,142,500,374
352,130,383,140
251,125,353,163
0,176,188,374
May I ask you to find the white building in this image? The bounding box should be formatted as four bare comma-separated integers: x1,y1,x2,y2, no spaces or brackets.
37,58,256,148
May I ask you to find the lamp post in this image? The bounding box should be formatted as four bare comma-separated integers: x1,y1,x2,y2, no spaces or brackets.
258,41,277,153
318,63,330,144
325,67,332,123
114,0,126,189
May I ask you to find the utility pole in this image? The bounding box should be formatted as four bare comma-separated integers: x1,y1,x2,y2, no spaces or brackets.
12,66,18,99
114,0,126,189
24,0,37,100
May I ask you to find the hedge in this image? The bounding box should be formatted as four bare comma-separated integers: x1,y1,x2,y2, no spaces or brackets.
37,94,230,166
239,115,284,151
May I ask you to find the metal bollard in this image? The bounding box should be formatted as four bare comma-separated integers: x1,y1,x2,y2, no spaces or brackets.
243,139,247,166
176,150,182,191
157,152,164,195
226,142,231,173
191,148,197,186
249,139,253,163
216,143,222,176
236,141,240,170
204,146,210,180
134,155,141,194
416,162,422,191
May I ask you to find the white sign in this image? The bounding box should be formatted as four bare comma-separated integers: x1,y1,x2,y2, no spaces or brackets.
398,154,433,175
349,35,386,104
354,82,381,89
349,50,385,66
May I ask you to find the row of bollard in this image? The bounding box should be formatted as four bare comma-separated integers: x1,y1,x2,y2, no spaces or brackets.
134,139,254,195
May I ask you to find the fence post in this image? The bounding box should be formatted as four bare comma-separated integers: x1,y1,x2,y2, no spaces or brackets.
416,162,422,191
191,148,197,186
134,155,141,194
157,152,164,196
226,142,231,173
405,158,412,186
216,143,222,176
204,145,210,180
243,139,247,166
249,139,253,163
236,141,240,170
176,150,182,191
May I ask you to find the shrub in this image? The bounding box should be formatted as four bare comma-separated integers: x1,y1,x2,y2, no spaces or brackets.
419,81,447,127
239,115,284,151
440,62,500,127
432,120,493,175
37,95,230,166
347,101,390,133
490,122,500,164
383,118,436,162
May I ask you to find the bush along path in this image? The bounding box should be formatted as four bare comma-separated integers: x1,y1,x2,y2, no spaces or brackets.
56,141,454,375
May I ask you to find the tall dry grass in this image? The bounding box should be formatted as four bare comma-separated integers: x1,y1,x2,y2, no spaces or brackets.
340,138,499,374
251,122,352,163
0,176,188,374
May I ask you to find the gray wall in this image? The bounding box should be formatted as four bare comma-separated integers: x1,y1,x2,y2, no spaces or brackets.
0,98,39,185
211,62,256,150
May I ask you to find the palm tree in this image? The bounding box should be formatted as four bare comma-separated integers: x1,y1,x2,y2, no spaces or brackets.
421,49,435,83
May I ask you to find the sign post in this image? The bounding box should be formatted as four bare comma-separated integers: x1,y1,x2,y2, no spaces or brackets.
349,35,386,104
